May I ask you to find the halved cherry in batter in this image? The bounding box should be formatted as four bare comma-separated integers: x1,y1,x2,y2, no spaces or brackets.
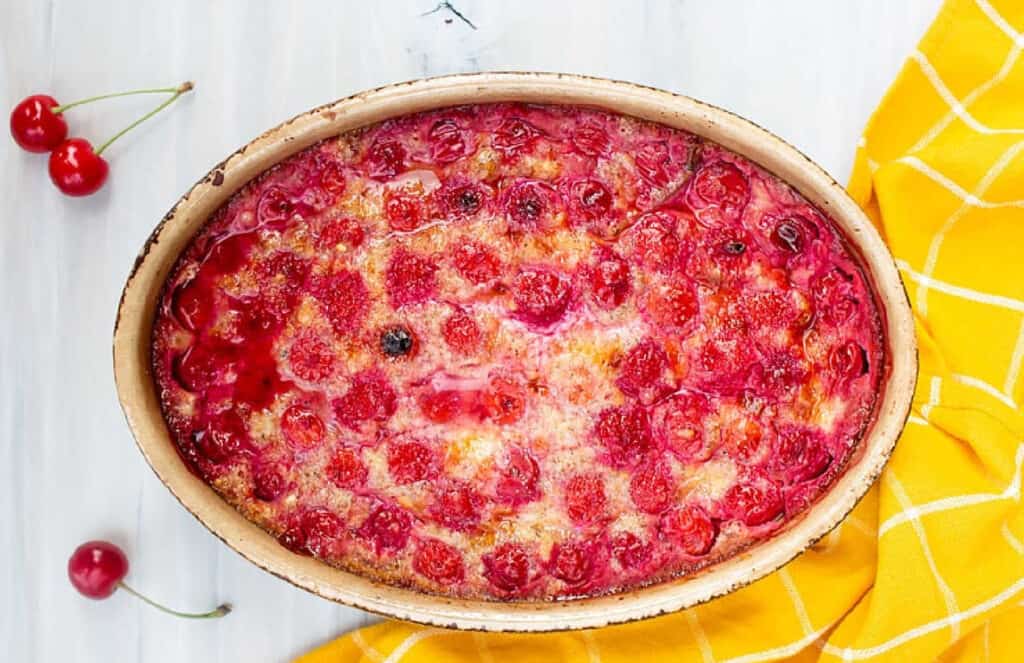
643,282,699,331
386,249,437,307
495,446,540,506
626,210,682,272
418,389,465,424
193,408,248,464
429,481,483,532
442,310,482,355
481,375,527,424
300,507,344,557
387,440,439,484
594,404,654,468
253,464,287,502
829,341,868,380
653,392,711,461
617,338,673,403
502,179,561,231
358,503,412,554
326,447,368,489
587,249,631,309
288,332,334,382
548,539,598,588
453,240,502,285
333,371,397,427
482,542,537,594
688,160,750,222
316,216,365,251
565,178,616,236
658,504,718,556
384,188,426,232
773,427,832,484
563,473,607,524
281,404,325,450
171,279,213,332
364,139,406,180
510,267,572,326
720,476,784,526
413,538,465,584
571,122,611,157
438,181,489,219
309,271,369,335
630,459,675,514
492,117,541,154
428,118,468,164
611,531,652,570
634,140,673,186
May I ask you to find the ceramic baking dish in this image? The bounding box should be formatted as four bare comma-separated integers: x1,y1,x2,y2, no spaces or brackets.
112,72,917,631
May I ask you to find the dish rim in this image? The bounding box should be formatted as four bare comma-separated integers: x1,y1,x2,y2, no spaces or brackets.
112,71,917,632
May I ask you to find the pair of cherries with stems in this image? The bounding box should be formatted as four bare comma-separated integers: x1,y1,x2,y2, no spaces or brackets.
69,540,231,620
9,81,193,196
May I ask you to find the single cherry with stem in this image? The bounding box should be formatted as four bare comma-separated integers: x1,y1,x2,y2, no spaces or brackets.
68,540,231,619
48,81,193,196
10,84,188,153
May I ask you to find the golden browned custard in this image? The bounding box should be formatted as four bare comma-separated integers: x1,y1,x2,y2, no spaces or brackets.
152,103,883,600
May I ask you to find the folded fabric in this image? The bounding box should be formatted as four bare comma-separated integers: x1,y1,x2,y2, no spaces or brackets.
299,1,1024,659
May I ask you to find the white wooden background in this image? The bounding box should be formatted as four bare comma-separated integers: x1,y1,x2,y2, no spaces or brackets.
1,1,941,661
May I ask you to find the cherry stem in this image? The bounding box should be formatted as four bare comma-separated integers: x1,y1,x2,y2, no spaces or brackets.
51,86,184,115
95,81,194,156
117,581,231,619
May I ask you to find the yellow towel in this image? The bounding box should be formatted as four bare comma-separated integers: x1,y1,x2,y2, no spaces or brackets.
299,1,1024,659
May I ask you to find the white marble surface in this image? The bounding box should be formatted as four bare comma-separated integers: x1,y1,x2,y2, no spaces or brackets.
1,1,941,661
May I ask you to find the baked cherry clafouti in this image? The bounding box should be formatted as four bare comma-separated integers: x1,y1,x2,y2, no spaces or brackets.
151,103,883,601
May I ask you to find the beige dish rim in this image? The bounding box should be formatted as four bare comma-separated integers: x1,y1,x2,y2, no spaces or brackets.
112,72,917,632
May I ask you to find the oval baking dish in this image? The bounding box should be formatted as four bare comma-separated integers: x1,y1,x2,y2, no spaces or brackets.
113,72,917,631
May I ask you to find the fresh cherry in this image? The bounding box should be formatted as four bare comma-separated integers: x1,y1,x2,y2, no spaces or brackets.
48,138,109,196
68,540,230,618
47,82,193,196
10,95,67,152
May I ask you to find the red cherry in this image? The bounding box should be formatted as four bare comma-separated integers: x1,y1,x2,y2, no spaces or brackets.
628,211,682,272
413,538,465,584
721,478,784,526
635,140,673,186
280,405,325,450
689,161,750,221
502,178,560,231
611,531,652,570
548,540,596,587
386,249,438,308
418,388,465,423
593,404,655,468
453,240,502,284
492,117,541,154
364,139,406,180
301,508,345,557
387,440,439,484
68,540,230,617
358,503,412,554
332,371,397,427
46,82,193,197
429,481,483,531
442,310,482,355
481,375,527,424
588,249,631,309
617,339,671,401
309,271,369,334
571,123,611,156
68,540,128,599
629,460,676,514
659,505,718,556
495,446,540,506
483,542,536,594
384,188,425,232
428,119,468,164
287,332,334,382
10,94,67,152
563,473,607,524
326,447,368,489
253,464,286,501
48,138,109,196
653,393,710,461
510,267,573,325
